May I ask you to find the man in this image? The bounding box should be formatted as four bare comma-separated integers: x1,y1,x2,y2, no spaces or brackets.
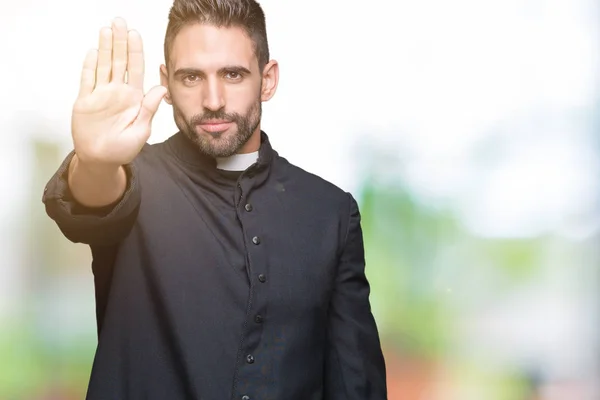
42,0,387,399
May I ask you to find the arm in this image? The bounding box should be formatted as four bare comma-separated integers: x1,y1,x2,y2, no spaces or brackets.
42,150,141,246
42,17,164,246
324,194,388,399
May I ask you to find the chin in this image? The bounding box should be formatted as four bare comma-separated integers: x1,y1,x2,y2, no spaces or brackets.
192,133,242,158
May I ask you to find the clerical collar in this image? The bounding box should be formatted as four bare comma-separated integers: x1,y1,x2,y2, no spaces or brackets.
216,151,259,171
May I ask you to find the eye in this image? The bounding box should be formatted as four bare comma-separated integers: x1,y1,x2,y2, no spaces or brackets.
225,71,242,81
183,74,200,84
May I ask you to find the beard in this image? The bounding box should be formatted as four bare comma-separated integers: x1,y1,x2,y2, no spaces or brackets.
173,98,262,158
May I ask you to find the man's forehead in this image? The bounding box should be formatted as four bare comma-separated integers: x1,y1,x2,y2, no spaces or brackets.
169,23,257,71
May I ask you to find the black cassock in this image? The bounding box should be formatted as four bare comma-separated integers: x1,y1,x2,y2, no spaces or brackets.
43,131,387,400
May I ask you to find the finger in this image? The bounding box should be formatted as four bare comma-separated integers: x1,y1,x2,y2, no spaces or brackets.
78,49,98,98
111,17,128,83
136,85,168,126
96,27,113,85
127,30,145,90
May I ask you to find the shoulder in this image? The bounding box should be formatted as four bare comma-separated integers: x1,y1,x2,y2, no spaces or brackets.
271,153,358,214
271,154,362,256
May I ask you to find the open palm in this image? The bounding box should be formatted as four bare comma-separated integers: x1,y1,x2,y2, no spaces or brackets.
72,18,166,167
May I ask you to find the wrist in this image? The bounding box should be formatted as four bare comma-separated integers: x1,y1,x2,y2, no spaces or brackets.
71,153,122,178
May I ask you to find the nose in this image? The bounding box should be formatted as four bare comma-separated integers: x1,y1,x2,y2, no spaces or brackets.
202,77,225,111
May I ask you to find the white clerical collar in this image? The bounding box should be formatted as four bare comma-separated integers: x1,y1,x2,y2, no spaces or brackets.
216,151,259,171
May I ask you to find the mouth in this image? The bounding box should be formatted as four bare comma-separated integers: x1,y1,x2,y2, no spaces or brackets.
197,120,233,133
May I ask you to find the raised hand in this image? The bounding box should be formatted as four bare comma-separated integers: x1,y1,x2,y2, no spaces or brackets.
71,17,167,168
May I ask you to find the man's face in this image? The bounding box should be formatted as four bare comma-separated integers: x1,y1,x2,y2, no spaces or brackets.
161,24,265,158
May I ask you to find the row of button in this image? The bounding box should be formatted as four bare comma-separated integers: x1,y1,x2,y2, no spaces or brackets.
242,202,261,400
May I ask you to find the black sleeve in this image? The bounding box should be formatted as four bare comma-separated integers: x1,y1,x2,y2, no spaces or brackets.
42,150,141,246
324,193,388,399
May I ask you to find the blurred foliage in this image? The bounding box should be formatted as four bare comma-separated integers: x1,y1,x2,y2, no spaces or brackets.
360,179,457,358
360,174,547,356
0,319,93,399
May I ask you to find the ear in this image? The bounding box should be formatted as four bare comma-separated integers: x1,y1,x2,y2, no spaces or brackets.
260,60,279,102
159,64,172,105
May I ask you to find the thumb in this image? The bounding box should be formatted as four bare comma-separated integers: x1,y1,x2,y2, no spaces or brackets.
137,85,168,125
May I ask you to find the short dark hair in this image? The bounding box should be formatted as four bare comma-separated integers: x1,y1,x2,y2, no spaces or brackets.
164,0,270,70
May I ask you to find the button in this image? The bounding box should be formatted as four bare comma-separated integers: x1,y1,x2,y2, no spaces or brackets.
258,274,266,283
244,203,253,212
246,354,255,364
254,315,263,323
252,236,260,245
242,396,250,400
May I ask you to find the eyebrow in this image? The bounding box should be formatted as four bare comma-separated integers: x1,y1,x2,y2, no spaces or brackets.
173,65,252,78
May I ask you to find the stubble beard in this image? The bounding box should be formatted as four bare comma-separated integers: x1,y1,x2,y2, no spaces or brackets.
174,99,262,159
